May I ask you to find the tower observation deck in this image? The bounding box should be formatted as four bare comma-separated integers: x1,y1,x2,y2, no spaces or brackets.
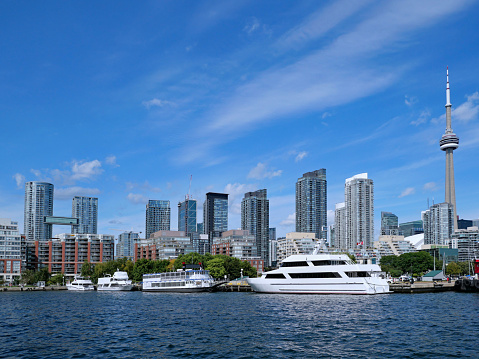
440,67,459,230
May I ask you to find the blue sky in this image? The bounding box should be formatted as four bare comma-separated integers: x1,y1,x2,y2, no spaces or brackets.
1,0,479,239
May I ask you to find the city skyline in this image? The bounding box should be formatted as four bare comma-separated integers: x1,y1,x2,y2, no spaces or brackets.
2,1,479,239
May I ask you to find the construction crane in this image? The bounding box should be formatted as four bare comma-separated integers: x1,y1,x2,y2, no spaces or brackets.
186,174,192,200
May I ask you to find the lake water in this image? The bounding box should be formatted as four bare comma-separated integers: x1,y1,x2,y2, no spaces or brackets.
0,291,477,358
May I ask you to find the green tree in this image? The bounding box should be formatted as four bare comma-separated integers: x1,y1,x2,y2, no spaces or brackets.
458,261,472,275
206,257,227,279
446,262,461,276
33,267,51,284
380,255,399,274
20,269,36,285
81,261,94,277
174,252,209,270
50,273,65,285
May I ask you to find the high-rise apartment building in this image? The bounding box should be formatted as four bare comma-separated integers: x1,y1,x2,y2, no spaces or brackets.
24,181,54,241
422,202,454,246
0,218,22,283
345,173,374,249
203,192,228,253
335,174,374,250
295,169,327,240
381,212,399,235
398,220,423,237
145,200,171,239
72,196,98,234
241,189,270,265
178,199,197,235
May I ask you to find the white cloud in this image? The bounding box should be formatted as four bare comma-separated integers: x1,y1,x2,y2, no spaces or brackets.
295,151,308,162
405,95,418,106
126,181,161,193
399,187,415,198
322,112,332,119
127,193,149,204
247,163,282,179
13,173,25,188
105,155,119,167
55,187,101,200
452,92,479,122
142,98,174,109
280,213,296,227
71,160,103,181
423,182,438,191
411,109,431,126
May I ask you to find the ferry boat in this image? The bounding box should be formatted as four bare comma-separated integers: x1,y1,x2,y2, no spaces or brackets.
142,265,218,292
66,276,95,291
247,250,390,295
97,270,133,291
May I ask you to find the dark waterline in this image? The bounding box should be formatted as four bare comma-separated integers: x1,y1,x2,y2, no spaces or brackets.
0,291,477,358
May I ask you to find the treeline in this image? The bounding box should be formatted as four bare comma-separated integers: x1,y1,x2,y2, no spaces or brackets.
19,253,258,285
380,252,474,277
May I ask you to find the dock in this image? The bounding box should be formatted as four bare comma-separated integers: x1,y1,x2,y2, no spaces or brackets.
389,281,455,293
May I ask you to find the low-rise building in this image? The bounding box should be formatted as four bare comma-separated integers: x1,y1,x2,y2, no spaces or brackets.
26,233,114,277
135,230,194,261
374,235,417,257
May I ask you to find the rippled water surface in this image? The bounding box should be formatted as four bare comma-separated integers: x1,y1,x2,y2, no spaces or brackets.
0,291,477,358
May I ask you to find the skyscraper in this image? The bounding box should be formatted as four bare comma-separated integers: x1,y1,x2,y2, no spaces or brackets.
241,189,270,264
381,211,399,235
116,231,140,260
72,196,98,234
295,169,327,240
178,198,197,235
344,173,374,249
422,202,454,245
440,67,459,230
203,192,228,253
145,200,171,239
334,202,346,249
24,181,54,241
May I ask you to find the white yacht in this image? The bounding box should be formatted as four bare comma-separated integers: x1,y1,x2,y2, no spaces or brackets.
66,276,95,291
142,266,218,292
97,270,133,291
247,252,390,295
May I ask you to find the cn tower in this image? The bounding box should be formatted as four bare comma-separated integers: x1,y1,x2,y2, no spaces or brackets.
439,67,459,230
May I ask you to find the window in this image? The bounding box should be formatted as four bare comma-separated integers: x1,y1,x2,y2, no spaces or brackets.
265,273,286,279
345,272,370,278
289,272,340,279
281,261,309,267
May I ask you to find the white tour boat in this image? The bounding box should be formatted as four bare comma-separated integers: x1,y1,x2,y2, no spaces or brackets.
97,270,133,291
142,265,218,292
66,276,95,291
247,249,390,295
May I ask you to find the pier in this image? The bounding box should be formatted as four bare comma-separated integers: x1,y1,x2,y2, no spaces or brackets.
389,281,455,293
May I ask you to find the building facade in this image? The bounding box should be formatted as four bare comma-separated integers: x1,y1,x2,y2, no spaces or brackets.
334,202,346,249
295,169,327,240
374,235,417,257
145,200,171,239
178,198,197,235
241,189,269,265
449,227,479,262
344,173,374,249
422,202,454,246
0,219,22,283
277,232,317,264
135,230,193,261
203,192,228,253
24,181,54,241
72,196,98,234
116,231,140,260
26,233,114,276
398,220,423,237
381,212,399,235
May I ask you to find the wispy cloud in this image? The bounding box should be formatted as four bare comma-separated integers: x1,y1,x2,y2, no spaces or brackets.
127,193,149,204
243,17,260,34
13,173,25,189
223,183,257,214
433,92,479,124
399,187,415,198
411,109,431,126
31,159,103,185
423,182,438,191
55,187,101,200
295,151,308,162
280,213,296,227
105,155,119,167
71,160,103,181
405,95,418,106
247,163,282,179
142,98,174,109
126,181,162,193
